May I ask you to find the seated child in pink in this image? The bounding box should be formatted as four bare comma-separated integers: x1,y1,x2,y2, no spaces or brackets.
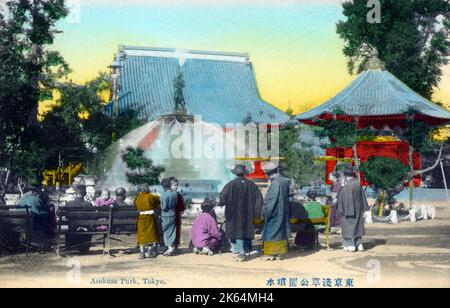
190,201,222,255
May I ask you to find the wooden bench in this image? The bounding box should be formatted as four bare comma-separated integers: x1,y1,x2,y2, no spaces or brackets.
57,206,112,256
0,206,32,255
108,206,139,250
57,205,142,256
254,205,331,250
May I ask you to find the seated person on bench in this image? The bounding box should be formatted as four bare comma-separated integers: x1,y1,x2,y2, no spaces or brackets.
293,191,325,249
18,188,52,236
65,185,93,253
114,188,129,207
0,185,21,251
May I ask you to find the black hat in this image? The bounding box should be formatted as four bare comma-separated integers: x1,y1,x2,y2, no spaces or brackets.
343,165,355,177
231,164,249,176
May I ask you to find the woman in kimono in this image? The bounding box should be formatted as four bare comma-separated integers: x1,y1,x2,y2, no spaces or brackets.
135,184,160,259
190,200,221,255
160,178,180,256
262,166,291,261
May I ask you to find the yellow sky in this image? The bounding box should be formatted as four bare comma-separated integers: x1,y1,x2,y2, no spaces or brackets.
52,0,449,114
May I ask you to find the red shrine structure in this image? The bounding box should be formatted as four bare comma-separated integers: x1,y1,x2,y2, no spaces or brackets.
296,59,450,187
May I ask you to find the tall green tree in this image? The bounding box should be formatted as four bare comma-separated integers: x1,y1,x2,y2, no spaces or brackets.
360,156,410,200
279,124,324,186
0,0,69,182
337,0,450,100
122,147,165,186
40,73,145,174
39,77,110,169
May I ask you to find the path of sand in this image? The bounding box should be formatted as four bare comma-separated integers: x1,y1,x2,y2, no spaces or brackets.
1,202,449,288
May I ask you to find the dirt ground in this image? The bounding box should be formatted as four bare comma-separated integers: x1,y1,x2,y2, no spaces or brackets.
0,202,449,288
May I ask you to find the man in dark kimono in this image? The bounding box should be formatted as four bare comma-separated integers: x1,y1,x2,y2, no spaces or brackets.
262,165,291,261
220,164,263,262
337,166,370,252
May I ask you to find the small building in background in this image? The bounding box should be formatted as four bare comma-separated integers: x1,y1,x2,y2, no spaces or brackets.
296,58,450,187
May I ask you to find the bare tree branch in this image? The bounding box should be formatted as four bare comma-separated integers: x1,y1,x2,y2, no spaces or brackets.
413,143,445,177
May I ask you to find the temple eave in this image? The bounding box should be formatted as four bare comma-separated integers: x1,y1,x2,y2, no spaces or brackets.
300,112,450,128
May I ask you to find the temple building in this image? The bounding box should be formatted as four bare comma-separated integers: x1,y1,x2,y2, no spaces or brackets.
296,58,450,187
105,45,289,125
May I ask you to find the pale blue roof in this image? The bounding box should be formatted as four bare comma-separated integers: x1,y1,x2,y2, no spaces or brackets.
106,46,289,125
297,69,450,121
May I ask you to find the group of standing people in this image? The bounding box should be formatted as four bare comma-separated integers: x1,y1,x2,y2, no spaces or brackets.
106,162,370,261
1,162,370,260
218,163,371,262
133,164,280,262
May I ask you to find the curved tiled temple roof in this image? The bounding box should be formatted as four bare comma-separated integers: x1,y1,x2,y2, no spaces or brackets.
106,46,289,125
296,69,450,122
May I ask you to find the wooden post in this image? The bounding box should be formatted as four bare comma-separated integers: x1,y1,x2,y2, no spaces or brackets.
440,160,450,205
353,116,361,183
407,114,416,210
378,190,385,217
408,181,414,209
68,165,73,187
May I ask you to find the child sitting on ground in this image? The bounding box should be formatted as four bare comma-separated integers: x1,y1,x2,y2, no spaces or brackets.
189,200,222,256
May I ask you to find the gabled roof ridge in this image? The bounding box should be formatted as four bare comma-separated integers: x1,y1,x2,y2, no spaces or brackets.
120,45,250,59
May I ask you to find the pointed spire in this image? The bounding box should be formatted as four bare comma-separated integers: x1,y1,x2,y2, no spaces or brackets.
366,48,386,70
286,98,294,116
